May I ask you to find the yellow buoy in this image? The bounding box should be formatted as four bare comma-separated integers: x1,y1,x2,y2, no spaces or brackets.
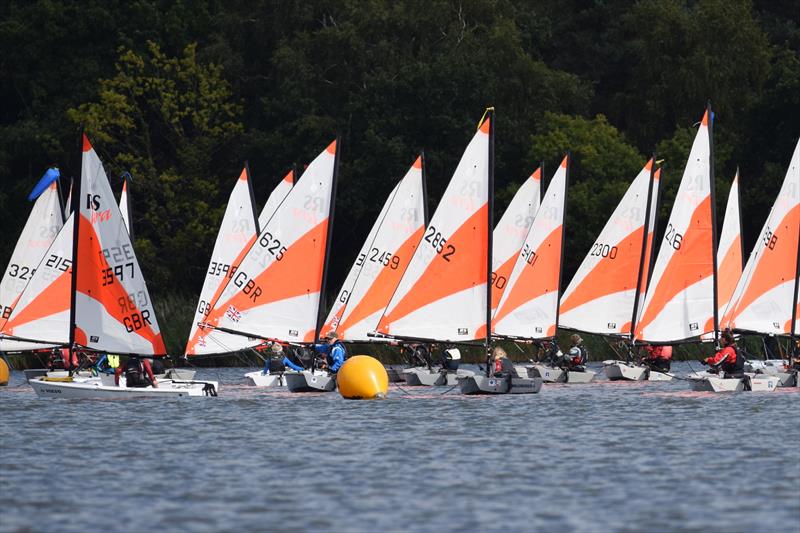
0,357,9,386
337,355,388,400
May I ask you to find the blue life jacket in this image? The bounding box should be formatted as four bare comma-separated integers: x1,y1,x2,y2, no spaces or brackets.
315,341,347,372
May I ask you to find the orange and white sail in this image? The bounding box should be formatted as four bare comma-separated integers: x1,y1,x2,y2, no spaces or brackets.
185,168,262,355
376,117,491,342
635,110,715,342
0,215,73,352
119,177,131,235
716,173,743,326
491,167,541,313
493,156,567,339
258,170,294,229
725,139,799,335
322,157,426,341
560,159,658,336
0,181,64,332
204,140,338,343
73,135,166,354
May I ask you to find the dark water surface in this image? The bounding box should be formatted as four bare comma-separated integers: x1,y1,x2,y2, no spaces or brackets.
1,363,798,532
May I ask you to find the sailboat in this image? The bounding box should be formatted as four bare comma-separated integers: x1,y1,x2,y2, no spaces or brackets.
200,140,339,392
560,158,660,382
0,178,65,347
7,135,217,397
186,167,293,368
722,139,799,388
476,156,569,391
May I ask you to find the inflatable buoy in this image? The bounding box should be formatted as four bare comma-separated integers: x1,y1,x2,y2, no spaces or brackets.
0,357,9,386
337,356,388,399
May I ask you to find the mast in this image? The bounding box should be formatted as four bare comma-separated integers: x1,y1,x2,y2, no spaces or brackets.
539,160,546,202
68,135,84,359
314,137,341,344
421,151,430,225
245,161,260,235
630,154,657,342
554,153,569,338
791,221,800,357
708,102,721,343
486,109,495,376
55,173,66,224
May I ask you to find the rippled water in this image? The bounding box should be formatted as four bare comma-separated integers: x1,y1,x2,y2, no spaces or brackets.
1,362,798,532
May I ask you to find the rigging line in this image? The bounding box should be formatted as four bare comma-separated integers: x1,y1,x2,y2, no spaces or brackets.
440,383,459,394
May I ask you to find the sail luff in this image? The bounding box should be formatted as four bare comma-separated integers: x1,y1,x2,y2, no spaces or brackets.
630,157,658,340
486,109,495,350
315,137,341,343
708,102,720,342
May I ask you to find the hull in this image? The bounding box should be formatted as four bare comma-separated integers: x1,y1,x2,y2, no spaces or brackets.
604,362,647,381
530,364,565,383
284,370,336,393
29,377,219,398
774,372,797,387
689,374,780,393
403,368,475,386
459,374,542,395
566,370,596,384
244,371,287,387
384,365,406,383
23,367,195,383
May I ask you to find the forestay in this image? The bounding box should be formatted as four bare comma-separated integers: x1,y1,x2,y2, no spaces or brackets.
716,173,743,327
560,159,658,337
205,141,338,343
493,156,567,339
635,110,716,343
376,117,491,342
185,168,262,355
258,170,294,229
725,140,799,335
0,181,64,333
74,135,166,355
0,215,74,352
491,167,541,313
322,157,425,341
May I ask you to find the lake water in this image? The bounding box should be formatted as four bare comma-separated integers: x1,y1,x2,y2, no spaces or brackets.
1,362,798,532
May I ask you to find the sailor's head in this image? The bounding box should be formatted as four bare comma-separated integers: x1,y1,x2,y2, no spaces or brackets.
570,334,583,346
492,346,507,360
721,330,735,346
324,331,339,344
271,343,284,355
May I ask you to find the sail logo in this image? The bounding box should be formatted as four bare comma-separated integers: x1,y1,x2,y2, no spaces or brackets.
86,194,101,210
607,322,617,329
289,330,298,337
225,305,241,323
458,328,468,335
90,335,99,342
689,322,699,331
535,327,543,333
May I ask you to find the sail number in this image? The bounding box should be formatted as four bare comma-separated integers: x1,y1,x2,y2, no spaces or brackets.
7,264,35,280
590,243,618,259
356,248,401,270
763,226,778,250
424,226,456,262
102,263,134,286
491,272,507,289
664,223,683,251
197,299,212,316
208,261,237,278
123,309,152,333
258,232,287,261
101,245,134,264
45,254,71,272
522,244,538,267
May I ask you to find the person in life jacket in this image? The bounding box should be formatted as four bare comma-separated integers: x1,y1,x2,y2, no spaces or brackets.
492,346,516,376
560,334,588,371
640,344,673,372
401,343,432,368
114,356,158,388
314,331,347,373
703,331,744,378
282,343,308,372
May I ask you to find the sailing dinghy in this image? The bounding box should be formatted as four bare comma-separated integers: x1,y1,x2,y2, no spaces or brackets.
720,139,799,388
200,140,340,392
14,135,218,397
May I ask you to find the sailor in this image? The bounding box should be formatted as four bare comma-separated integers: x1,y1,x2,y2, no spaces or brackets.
562,334,588,371
264,342,286,373
314,331,346,373
402,343,432,368
702,331,744,378
640,343,673,372
492,346,515,376
281,344,307,372
115,356,158,388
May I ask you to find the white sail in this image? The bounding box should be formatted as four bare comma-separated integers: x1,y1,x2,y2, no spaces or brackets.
635,110,715,342
492,167,541,313
204,141,338,343
716,173,743,326
725,140,799,335
0,215,74,352
63,180,73,220
322,157,426,341
119,178,131,235
634,168,661,328
258,170,294,229
559,160,657,336
0,181,64,332
186,168,262,355
376,117,491,342
73,135,166,354
493,157,567,339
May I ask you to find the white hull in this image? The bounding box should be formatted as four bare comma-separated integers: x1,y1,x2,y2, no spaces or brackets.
23,367,195,383
284,370,336,392
29,377,219,398
603,361,672,381
403,367,474,386
689,373,780,393
459,374,543,395
244,371,287,387
530,364,565,383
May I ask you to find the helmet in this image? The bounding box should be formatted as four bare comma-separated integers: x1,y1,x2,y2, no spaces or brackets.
570,334,583,345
